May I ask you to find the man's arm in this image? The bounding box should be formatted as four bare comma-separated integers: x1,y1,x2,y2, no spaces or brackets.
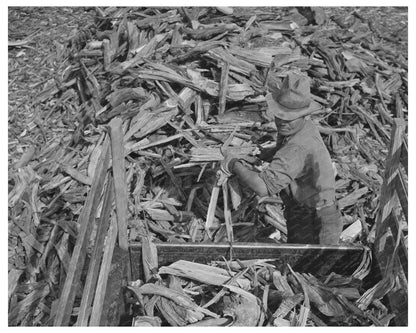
232,161,269,197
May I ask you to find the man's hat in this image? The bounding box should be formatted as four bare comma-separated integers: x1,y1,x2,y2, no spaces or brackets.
265,73,322,121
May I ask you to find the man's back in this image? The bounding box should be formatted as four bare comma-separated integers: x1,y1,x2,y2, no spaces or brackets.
284,119,336,208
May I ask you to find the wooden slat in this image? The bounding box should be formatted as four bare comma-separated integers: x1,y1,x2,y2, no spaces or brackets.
373,118,408,326
98,246,129,326
89,215,118,326
76,176,114,326
53,136,110,326
377,212,408,326
109,117,129,251
130,242,366,279
374,119,406,258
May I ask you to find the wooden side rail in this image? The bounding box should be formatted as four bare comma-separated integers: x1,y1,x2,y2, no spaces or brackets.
373,118,408,326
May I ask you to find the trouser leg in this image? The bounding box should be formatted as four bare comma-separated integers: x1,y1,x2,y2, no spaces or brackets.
316,204,343,245
284,204,319,244
283,198,342,245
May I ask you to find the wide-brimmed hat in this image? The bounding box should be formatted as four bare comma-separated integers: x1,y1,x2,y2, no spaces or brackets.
265,73,322,121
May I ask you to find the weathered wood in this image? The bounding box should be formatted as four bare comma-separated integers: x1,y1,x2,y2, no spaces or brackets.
374,119,406,259
99,246,129,326
89,215,118,326
53,136,110,326
76,176,114,326
373,118,407,326
109,117,129,251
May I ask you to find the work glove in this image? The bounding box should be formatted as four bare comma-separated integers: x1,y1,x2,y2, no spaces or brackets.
220,147,259,176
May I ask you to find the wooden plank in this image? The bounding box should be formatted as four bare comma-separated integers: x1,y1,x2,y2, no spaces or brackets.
375,211,408,326
130,242,366,280
53,136,110,326
89,215,118,326
374,118,407,289
109,117,129,251
99,246,129,326
374,119,406,250
76,176,115,326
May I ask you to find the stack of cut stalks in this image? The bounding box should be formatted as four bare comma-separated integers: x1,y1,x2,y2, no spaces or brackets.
128,249,393,327
8,7,407,326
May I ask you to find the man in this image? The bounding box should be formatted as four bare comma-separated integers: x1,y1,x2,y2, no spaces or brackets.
222,72,343,245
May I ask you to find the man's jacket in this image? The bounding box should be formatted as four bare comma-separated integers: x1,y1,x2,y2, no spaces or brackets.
259,119,336,209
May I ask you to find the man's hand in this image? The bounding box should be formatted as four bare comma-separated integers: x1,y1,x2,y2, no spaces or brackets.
220,147,259,176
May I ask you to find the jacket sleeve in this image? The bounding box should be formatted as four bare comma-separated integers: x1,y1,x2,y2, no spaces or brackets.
259,143,306,195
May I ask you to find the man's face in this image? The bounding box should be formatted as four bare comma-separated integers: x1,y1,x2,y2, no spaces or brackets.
274,116,305,136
